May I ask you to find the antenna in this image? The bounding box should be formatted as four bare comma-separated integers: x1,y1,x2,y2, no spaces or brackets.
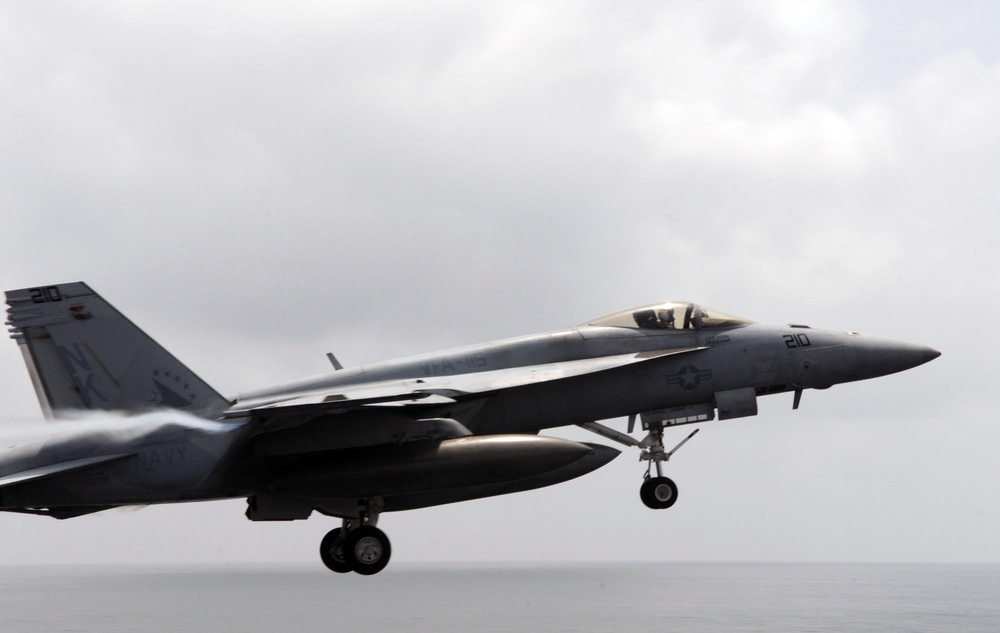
326,353,344,371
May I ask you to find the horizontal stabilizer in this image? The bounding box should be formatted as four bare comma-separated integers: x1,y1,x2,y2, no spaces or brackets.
0,453,133,489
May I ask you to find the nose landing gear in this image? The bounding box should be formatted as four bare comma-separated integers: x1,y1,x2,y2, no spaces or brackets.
640,475,678,509
637,420,697,509
578,416,700,510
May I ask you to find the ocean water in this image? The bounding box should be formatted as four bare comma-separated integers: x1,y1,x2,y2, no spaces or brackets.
0,563,996,632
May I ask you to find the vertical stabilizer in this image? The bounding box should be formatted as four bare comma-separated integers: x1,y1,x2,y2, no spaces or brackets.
5,282,229,419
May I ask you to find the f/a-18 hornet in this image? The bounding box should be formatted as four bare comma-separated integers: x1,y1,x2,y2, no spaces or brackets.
3,283,938,574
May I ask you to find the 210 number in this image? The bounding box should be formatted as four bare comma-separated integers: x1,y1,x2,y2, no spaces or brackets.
783,333,811,348
29,286,63,303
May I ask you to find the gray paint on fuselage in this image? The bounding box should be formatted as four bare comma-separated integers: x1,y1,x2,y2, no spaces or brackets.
255,322,909,436
242,323,800,435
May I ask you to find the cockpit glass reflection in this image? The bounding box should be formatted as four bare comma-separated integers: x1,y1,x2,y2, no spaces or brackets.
581,302,753,331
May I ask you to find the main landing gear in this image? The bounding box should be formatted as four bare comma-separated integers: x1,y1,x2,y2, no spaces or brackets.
578,417,700,510
320,517,392,575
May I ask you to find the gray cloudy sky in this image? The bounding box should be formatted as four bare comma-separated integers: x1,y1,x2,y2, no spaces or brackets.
0,0,996,565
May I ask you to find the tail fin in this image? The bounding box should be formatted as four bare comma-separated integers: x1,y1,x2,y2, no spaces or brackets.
5,282,230,419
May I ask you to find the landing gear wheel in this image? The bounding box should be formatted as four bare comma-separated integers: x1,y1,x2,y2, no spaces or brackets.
344,525,392,575
640,476,678,509
319,528,352,573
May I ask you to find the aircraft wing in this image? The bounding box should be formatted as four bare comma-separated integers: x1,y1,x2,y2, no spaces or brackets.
228,347,705,424
411,348,704,394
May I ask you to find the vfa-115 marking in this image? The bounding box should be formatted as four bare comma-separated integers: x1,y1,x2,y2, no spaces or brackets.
3,283,939,574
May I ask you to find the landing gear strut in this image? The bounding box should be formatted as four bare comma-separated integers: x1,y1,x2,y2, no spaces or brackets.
319,504,391,575
578,417,700,510
637,421,696,510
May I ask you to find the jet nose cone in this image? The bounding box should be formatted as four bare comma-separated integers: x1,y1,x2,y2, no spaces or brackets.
897,343,941,368
854,336,940,379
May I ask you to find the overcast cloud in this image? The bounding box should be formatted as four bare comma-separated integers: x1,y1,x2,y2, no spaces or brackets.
0,0,996,565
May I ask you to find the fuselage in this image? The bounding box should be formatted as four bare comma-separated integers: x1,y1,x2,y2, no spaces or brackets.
1,300,939,515
237,309,938,436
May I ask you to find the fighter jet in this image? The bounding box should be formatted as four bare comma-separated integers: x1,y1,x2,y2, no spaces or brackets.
3,282,938,574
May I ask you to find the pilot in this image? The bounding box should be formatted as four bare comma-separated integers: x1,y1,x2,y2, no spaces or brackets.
632,309,658,328
657,308,676,329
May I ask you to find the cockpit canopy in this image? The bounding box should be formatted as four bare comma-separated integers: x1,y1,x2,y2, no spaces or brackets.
580,302,753,331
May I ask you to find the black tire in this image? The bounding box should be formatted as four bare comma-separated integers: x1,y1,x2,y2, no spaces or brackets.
344,525,392,576
319,528,353,573
640,476,678,509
